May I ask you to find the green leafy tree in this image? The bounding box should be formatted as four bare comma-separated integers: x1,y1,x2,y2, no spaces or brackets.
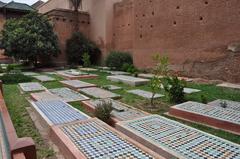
66,32,101,65
1,12,60,66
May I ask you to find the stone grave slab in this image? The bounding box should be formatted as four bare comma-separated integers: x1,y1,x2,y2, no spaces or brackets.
82,99,148,123
19,82,46,92
183,88,201,94
49,87,89,102
31,91,61,101
127,89,164,99
108,71,130,75
57,70,98,80
169,101,240,135
116,115,240,159
79,68,98,71
97,66,110,70
30,100,89,125
217,82,240,90
208,99,240,111
23,72,39,76
33,75,55,82
79,87,121,99
103,85,122,90
138,73,154,79
60,80,96,90
51,118,160,159
107,75,149,86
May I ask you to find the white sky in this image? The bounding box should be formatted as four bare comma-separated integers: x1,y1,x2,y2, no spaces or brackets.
1,0,48,5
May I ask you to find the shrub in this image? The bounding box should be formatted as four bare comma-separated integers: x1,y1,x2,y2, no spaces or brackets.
0,73,33,84
163,76,185,103
6,64,14,72
105,51,133,70
201,95,208,104
95,100,113,122
66,32,101,65
121,63,138,74
0,65,3,73
82,52,91,67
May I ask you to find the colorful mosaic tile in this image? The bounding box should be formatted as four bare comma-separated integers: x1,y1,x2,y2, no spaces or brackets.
19,82,46,92
33,100,89,125
79,87,121,99
118,115,240,159
208,99,240,111
127,89,164,99
172,101,240,125
60,119,154,159
61,80,95,89
88,99,147,121
107,75,149,86
49,87,89,102
33,75,55,82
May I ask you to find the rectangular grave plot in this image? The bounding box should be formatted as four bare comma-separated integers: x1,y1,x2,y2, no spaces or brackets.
107,75,149,86
19,82,46,92
103,85,122,91
183,88,201,94
208,99,240,111
217,83,240,90
60,80,96,90
57,70,98,80
49,87,89,102
128,89,164,99
116,115,240,159
31,100,89,125
31,91,61,102
23,72,39,76
169,101,240,134
54,119,157,159
79,87,121,99
33,75,55,82
82,99,148,122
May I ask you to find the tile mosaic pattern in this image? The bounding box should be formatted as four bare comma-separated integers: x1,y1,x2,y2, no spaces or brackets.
33,75,55,82
127,89,164,99
61,80,95,89
79,87,121,99
60,119,153,159
173,101,240,125
33,100,88,125
49,87,89,102
88,99,147,121
19,82,46,92
107,75,149,86
121,115,240,159
208,99,240,111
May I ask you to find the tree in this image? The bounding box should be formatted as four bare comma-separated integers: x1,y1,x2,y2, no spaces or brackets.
69,0,82,31
66,32,101,65
1,12,60,66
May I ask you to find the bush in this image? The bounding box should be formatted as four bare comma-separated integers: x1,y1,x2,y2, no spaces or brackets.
121,63,138,74
105,51,133,70
95,100,113,122
201,95,207,104
82,52,91,67
0,73,33,84
163,76,185,103
66,32,101,65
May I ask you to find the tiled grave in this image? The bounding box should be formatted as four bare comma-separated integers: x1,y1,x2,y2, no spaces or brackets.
49,87,89,102
116,115,240,159
33,75,55,82
57,70,98,80
208,99,240,111
79,68,98,71
19,82,46,92
23,72,39,76
82,99,147,122
31,100,89,125
183,88,201,94
79,87,121,99
103,85,122,90
217,82,240,90
127,89,164,99
60,80,96,90
31,91,61,101
107,75,149,86
169,101,240,134
52,118,158,159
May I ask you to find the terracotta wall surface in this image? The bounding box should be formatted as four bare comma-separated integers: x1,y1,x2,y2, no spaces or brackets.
38,0,71,13
112,0,240,82
45,9,90,65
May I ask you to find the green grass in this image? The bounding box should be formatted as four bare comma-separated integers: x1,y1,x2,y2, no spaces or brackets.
3,84,55,159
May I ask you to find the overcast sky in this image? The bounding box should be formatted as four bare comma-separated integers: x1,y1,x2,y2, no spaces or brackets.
1,0,48,5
